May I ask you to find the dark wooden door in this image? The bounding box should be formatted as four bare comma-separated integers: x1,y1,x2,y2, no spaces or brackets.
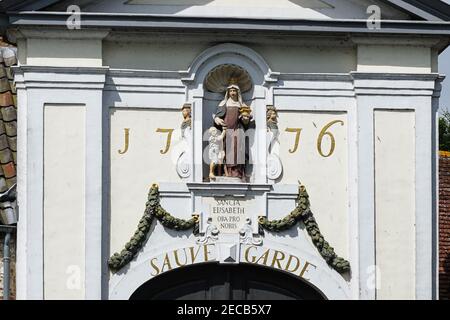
130,263,325,300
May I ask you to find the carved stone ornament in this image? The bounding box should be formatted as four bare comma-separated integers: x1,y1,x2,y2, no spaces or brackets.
205,64,252,93
239,218,263,246
176,104,192,178
266,106,283,180
267,154,283,180
217,243,240,264
108,185,199,273
180,103,192,135
196,217,220,245
176,151,191,178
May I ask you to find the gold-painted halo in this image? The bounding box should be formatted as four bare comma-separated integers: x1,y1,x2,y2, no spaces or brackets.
204,64,253,93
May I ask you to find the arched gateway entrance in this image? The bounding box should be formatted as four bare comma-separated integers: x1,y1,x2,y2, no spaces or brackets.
130,263,326,300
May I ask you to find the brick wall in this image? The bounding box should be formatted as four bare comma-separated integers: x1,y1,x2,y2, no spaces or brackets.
440,152,450,300
0,235,16,300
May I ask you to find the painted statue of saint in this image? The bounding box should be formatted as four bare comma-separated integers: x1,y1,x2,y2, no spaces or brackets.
214,83,252,180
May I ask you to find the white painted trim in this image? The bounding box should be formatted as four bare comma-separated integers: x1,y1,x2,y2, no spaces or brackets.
14,65,110,74
15,67,108,300
432,76,444,299
255,96,268,184
351,36,445,47
179,43,279,85
13,66,108,90
274,89,355,97
355,97,376,300
415,97,434,300
187,183,271,193
278,73,353,81
352,73,440,299
15,82,28,300
346,102,360,300
105,32,353,47
108,68,180,78
351,72,441,81
104,86,185,94
192,98,203,183
351,71,439,299
85,91,106,300
11,28,111,41
22,89,45,299
354,89,435,96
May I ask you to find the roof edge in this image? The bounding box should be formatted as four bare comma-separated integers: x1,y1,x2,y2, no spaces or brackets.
3,0,450,21
384,0,449,21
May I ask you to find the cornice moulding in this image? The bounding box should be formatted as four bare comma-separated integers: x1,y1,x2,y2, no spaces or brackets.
278,73,353,81
354,89,435,96
13,65,109,89
13,65,110,74
187,183,272,193
5,12,450,36
104,31,355,47
108,68,180,79
350,72,441,81
7,27,111,41
351,35,447,48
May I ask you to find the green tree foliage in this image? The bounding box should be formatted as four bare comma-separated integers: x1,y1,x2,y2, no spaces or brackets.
440,110,450,151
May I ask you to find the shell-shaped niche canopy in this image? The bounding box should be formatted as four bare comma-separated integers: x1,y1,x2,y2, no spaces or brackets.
204,64,253,94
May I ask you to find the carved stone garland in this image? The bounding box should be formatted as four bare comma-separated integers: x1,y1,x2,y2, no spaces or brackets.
108,184,350,275
108,184,199,273
259,185,350,274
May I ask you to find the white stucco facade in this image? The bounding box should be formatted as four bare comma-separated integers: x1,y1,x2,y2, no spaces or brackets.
3,0,449,300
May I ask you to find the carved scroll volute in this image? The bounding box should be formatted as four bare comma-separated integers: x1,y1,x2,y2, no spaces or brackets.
266,106,283,181
177,103,192,179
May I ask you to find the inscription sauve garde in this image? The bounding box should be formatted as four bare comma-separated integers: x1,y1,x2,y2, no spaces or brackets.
150,244,215,276
149,245,317,280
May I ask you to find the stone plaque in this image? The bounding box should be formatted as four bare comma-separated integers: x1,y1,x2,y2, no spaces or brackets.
206,197,251,234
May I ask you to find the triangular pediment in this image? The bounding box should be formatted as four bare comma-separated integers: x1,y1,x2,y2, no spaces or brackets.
4,0,450,21
44,0,414,20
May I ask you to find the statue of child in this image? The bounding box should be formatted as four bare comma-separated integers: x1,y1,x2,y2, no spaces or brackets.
208,126,226,181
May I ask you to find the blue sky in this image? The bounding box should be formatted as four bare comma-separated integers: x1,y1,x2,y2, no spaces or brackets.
440,1,450,114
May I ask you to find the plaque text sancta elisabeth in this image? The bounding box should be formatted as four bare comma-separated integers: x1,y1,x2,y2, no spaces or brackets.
209,198,249,233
